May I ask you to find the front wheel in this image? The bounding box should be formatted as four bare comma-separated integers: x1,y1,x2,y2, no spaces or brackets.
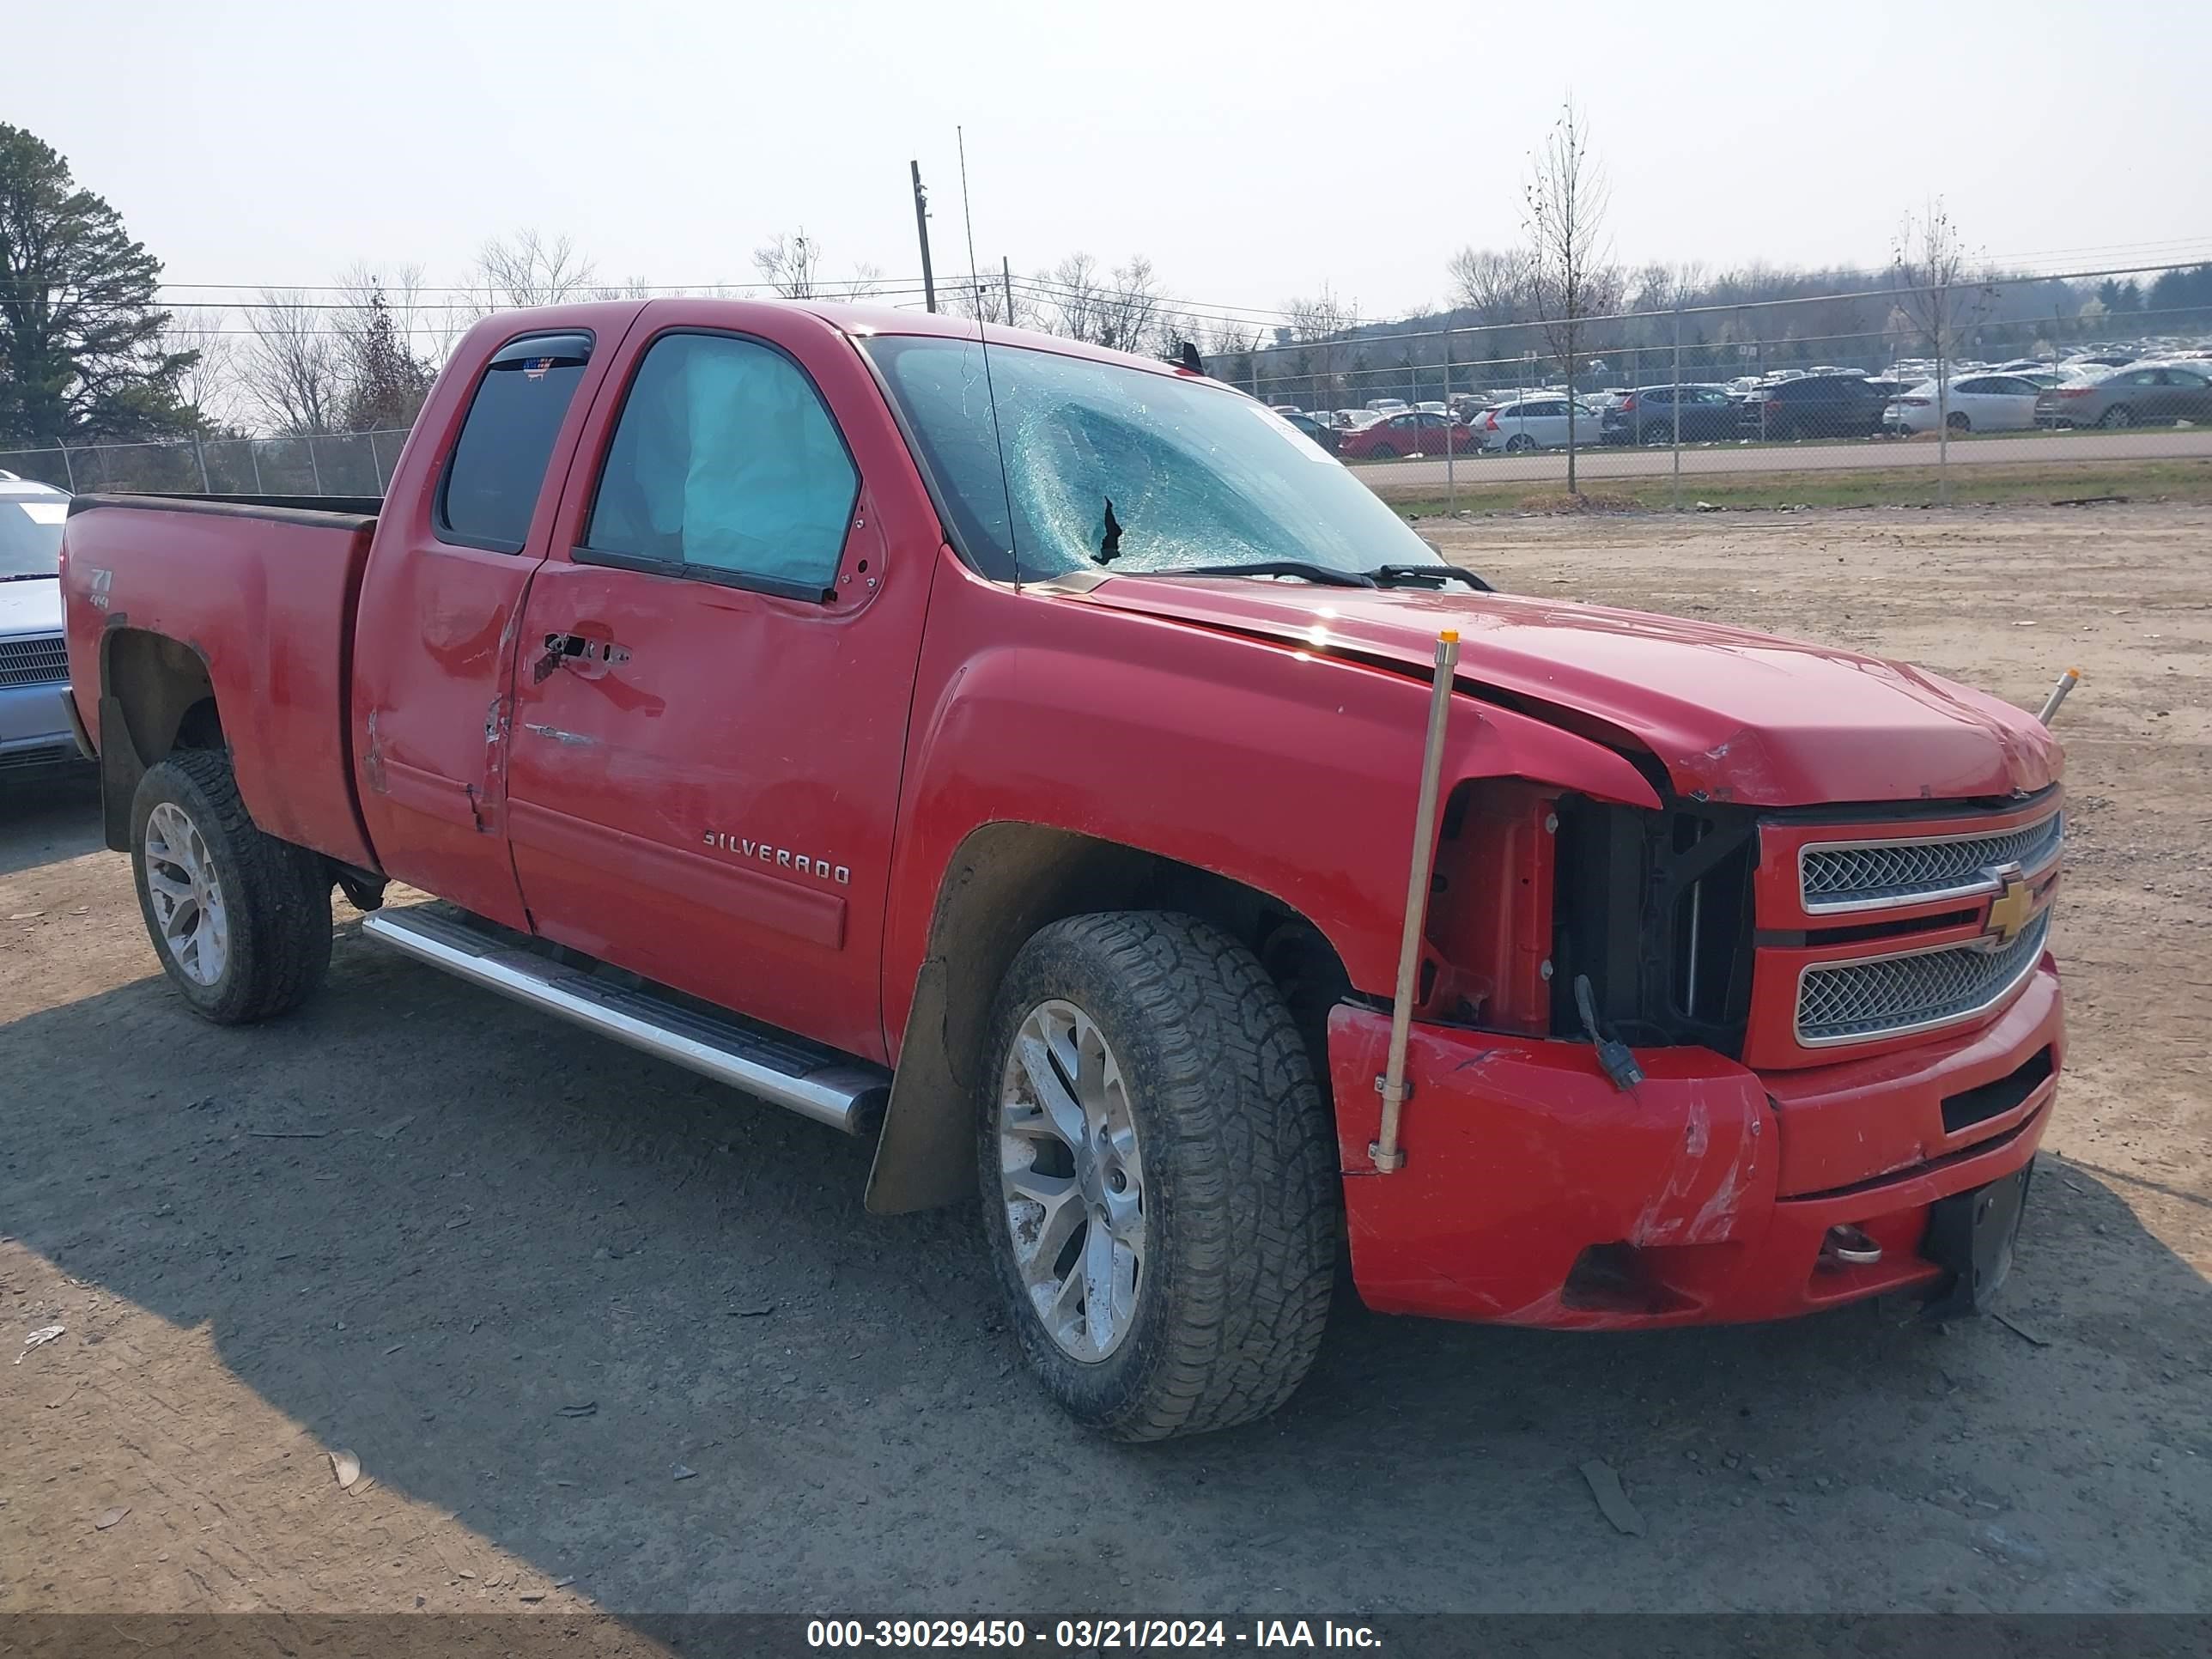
131,750,332,1024
2099,404,2134,428
979,912,1337,1442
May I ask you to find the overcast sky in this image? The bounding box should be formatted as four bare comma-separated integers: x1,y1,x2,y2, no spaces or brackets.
15,0,2210,329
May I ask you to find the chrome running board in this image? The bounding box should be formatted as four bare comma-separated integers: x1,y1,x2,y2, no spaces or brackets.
361,907,889,1135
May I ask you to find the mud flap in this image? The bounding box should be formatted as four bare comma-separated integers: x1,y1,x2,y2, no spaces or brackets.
1922,1162,2033,1318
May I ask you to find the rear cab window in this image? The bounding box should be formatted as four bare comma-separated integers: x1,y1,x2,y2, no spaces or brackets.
437,331,595,552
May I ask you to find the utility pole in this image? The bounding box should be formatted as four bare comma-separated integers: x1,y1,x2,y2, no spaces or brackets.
909,161,937,313
1002,256,1014,327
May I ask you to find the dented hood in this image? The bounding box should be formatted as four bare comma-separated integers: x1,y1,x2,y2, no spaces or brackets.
1081,576,2061,807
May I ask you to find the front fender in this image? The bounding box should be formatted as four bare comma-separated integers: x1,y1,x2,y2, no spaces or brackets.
880,560,1663,1048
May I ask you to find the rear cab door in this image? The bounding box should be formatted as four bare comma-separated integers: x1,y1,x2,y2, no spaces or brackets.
353,311,642,927
499,301,938,1061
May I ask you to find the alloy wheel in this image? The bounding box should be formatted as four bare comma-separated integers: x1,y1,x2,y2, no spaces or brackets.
996,999,1146,1363
143,801,229,987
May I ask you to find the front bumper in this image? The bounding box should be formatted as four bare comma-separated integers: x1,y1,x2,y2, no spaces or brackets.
1327,959,2062,1328
0,678,85,775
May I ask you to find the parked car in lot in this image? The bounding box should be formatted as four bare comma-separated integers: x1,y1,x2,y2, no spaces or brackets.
58,296,2069,1442
1338,410,1480,459
1478,396,1604,453
1364,397,1409,413
1600,384,1741,446
1737,373,1890,440
2035,361,2212,428
1278,410,1341,453
1332,408,1381,429
1884,374,2045,435
1,475,86,779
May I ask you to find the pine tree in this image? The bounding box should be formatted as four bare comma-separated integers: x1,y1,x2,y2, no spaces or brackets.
0,123,197,447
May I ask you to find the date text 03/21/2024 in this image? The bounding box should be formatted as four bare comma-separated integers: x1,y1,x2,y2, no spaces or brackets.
804,1620,1382,1649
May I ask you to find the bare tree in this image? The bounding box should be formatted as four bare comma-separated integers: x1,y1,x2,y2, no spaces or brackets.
1891,199,1992,496
1283,286,1361,411
1446,247,1528,325
1034,254,1162,351
167,307,242,433
236,289,345,435
950,269,1037,329
753,230,823,299
1521,100,1615,492
843,261,886,302
467,230,597,314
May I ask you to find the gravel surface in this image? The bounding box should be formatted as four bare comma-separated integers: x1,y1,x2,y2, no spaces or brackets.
3,501,2207,1614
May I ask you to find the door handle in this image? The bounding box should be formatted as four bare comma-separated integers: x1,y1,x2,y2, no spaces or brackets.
533,632,631,682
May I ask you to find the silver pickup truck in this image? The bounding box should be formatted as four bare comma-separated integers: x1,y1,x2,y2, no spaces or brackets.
1,475,84,777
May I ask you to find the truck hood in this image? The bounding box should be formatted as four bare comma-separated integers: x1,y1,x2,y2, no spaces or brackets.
1080,576,2060,807
0,576,62,639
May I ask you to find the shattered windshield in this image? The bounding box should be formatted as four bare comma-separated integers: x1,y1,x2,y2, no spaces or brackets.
866,334,1439,584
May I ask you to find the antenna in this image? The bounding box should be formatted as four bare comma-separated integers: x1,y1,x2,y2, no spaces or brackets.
957,125,984,321
950,127,1023,593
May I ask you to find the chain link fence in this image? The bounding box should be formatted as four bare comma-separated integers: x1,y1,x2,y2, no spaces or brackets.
1242,270,2212,506
8,267,2210,513
0,429,410,498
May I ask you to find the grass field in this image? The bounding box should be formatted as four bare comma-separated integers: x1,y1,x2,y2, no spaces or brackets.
1372,457,2212,516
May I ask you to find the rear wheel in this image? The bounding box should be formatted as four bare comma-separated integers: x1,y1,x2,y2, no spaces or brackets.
1504,434,1536,453
1947,411,1972,433
1366,443,1396,461
979,912,1337,1442
2099,404,2134,428
1640,422,1673,447
131,750,332,1024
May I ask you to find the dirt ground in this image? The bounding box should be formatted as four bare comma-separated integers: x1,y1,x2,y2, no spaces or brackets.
3,501,2208,1617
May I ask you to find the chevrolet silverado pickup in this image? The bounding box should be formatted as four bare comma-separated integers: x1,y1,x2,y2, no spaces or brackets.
60,299,2065,1441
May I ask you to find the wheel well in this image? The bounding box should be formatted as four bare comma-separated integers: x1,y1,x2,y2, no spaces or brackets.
864,823,1352,1215
97,628,222,851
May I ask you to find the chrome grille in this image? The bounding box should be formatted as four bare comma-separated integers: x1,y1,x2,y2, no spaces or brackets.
0,633,70,688
1796,910,2050,1046
1799,811,2063,913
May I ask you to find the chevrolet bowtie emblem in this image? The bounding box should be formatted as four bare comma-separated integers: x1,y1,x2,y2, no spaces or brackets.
1984,863,2035,945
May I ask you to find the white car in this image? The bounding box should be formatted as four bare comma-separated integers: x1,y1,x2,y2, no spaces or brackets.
1884,372,2045,435
1477,396,1606,453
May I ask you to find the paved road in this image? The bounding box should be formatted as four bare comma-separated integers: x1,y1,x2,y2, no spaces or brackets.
1361,424,2212,489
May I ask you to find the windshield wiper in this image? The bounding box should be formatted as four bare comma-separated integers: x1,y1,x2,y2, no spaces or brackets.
1366,562,1492,592
1142,560,1378,589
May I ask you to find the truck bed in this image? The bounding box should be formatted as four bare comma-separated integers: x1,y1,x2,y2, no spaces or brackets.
62,493,383,869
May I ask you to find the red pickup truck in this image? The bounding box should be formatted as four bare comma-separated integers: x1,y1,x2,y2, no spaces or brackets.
60,299,2064,1441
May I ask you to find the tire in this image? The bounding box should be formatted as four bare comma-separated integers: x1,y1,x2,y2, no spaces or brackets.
130,749,332,1024
1640,423,1673,447
1504,434,1536,453
1947,412,1972,433
2098,404,2134,428
1366,443,1396,461
978,911,1337,1442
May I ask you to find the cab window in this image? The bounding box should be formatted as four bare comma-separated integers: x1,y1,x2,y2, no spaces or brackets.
582,331,858,599
438,332,593,552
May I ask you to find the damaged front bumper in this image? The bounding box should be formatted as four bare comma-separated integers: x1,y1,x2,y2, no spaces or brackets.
1326,959,2062,1328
